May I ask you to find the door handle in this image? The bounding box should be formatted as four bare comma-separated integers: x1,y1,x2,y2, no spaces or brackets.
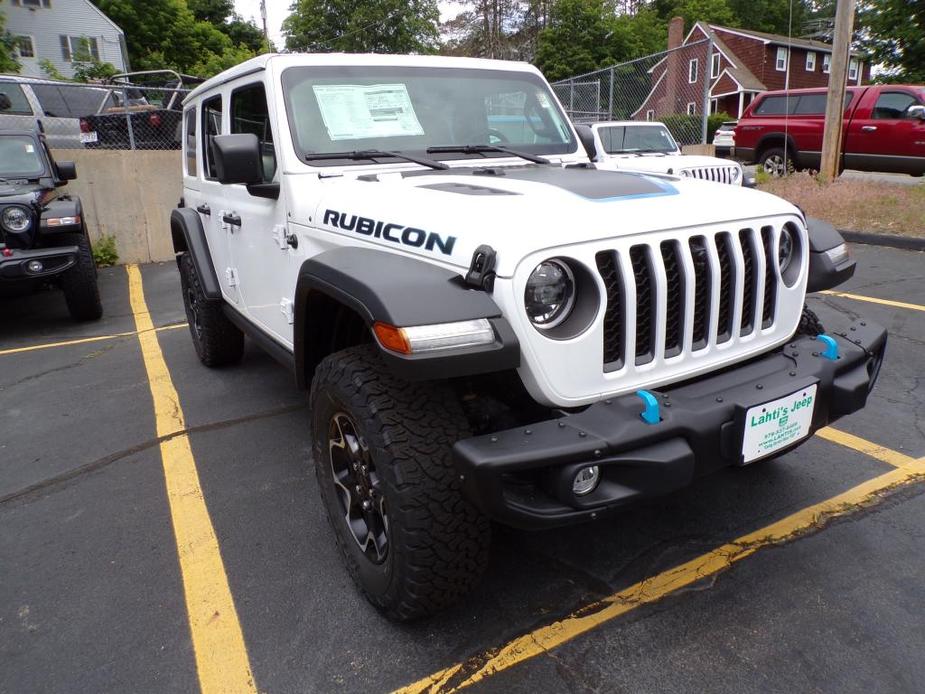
861,125,877,132
222,213,241,227
196,203,211,216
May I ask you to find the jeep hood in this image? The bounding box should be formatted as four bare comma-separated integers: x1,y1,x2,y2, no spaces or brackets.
301,165,797,278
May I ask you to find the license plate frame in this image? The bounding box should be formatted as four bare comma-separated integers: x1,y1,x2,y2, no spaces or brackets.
741,383,818,464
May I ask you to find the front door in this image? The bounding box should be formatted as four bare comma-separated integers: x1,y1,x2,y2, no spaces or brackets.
223,80,293,346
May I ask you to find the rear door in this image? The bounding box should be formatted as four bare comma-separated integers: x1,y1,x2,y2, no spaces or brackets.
0,81,37,133
844,88,925,174
28,83,83,149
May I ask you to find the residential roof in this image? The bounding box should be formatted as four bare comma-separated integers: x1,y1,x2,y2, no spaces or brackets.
706,24,865,57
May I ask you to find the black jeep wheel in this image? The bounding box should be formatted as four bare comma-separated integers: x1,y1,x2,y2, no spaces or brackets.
59,232,102,321
310,345,490,621
178,252,244,367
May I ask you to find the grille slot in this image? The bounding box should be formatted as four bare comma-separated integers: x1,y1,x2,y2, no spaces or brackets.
761,226,777,327
715,232,735,342
738,229,758,335
595,250,625,369
660,240,685,357
689,236,710,350
630,245,655,365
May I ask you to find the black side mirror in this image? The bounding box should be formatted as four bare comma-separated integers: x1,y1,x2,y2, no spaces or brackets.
211,133,263,185
573,124,598,161
56,161,77,181
0,93,11,111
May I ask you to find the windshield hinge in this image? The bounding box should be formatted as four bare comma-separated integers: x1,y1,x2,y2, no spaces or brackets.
465,245,497,291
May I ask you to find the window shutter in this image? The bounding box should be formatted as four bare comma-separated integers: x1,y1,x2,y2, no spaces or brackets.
60,35,71,61
89,37,100,61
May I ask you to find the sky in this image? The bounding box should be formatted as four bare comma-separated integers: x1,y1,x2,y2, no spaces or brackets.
233,0,462,50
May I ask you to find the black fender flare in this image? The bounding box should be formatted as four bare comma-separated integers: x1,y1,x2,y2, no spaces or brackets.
170,207,221,300
39,197,84,234
806,216,855,292
293,247,520,387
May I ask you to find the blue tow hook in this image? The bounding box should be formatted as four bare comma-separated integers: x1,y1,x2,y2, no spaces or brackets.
818,334,839,361
636,390,660,425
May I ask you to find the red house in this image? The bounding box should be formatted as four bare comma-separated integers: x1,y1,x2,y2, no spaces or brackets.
634,19,872,120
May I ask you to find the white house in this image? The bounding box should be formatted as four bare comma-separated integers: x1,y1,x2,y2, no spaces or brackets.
3,0,130,79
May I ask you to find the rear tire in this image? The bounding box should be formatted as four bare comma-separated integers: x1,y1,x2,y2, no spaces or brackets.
178,252,244,367
59,232,102,321
310,345,490,621
759,147,795,177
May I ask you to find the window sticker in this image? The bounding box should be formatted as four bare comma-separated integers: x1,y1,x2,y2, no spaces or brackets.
25,144,34,153
312,84,425,141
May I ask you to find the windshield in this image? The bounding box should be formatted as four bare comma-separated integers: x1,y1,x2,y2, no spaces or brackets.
598,124,678,154
0,135,45,177
281,66,576,165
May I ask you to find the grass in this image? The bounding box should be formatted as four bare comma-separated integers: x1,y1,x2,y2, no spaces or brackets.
91,234,119,267
759,171,925,237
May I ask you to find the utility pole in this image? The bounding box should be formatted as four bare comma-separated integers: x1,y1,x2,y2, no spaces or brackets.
260,0,270,51
819,0,856,181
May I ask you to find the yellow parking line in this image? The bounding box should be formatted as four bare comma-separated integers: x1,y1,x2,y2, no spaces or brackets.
816,427,916,468
127,265,256,694
395,454,925,694
820,290,925,313
0,323,186,357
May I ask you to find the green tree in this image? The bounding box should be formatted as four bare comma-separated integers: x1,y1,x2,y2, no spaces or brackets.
534,0,614,81
858,0,925,83
0,12,21,74
727,0,811,35
91,0,257,77
283,0,440,54
187,0,235,26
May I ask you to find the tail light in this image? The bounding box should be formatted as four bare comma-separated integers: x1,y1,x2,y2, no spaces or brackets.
79,118,90,133
148,113,162,128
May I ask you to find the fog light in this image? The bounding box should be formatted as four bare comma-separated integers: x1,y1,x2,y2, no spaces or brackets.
27,260,44,273
572,465,600,496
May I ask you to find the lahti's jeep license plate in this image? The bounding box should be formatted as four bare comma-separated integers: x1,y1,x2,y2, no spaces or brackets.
741,384,817,463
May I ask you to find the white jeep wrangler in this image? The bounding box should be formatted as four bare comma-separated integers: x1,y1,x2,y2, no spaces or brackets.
172,53,885,621
583,120,749,186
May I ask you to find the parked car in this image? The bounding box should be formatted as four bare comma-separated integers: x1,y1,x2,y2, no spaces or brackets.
0,127,101,320
81,70,202,149
174,53,883,621
713,120,736,157
581,120,749,185
734,84,925,176
0,75,118,149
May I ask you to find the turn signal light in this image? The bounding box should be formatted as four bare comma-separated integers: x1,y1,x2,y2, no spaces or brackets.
373,319,495,355
373,322,412,354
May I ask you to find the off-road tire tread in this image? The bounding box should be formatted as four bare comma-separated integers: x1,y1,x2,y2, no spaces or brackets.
797,305,825,336
59,232,102,321
310,345,490,621
179,252,244,367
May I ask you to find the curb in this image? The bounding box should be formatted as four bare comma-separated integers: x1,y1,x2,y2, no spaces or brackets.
840,230,925,252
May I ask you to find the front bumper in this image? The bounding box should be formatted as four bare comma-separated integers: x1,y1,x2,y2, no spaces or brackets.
454,320,887,529
0,246,78,281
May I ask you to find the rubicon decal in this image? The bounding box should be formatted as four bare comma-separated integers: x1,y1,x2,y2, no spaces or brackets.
323,209,457,255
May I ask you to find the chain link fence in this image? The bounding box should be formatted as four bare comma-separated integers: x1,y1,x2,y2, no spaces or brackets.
551,39,717,146
0,77,193,150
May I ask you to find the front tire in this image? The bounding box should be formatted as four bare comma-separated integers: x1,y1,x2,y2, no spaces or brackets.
59,232,102,321
310,345,490,621
178,252,244,367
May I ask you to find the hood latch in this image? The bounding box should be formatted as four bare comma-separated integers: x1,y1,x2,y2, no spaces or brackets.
465,244,497,291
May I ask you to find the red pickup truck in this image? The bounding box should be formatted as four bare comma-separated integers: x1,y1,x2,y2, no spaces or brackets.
734,84,925,176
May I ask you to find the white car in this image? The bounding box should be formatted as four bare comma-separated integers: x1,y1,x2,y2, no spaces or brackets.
713,120,736,157
583,120,749,185
172,53,880,621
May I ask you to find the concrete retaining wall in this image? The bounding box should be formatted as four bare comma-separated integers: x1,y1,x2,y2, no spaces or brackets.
51,149,181,264
681,144,717,156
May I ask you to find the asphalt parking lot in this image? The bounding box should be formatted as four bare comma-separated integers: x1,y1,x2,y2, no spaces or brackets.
2,244,925,694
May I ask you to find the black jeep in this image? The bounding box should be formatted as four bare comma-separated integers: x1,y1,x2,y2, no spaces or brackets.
0,128,102,320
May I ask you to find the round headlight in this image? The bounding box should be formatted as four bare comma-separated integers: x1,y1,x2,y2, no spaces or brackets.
2,206,31,233
778,227,795,273
525,259,575,329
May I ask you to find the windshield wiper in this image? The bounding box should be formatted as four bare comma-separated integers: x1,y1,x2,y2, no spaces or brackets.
426,144,551,165
303,150,448,170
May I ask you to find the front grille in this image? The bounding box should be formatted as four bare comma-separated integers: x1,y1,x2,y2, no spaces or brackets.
598,227,780,369
682,165,740,185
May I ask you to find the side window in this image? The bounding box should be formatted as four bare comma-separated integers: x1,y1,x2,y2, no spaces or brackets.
873,92,920,120
185,109,197,177
230,83,276,182
793,94,827,115
754,95,791,116
0,83,34,115
31,84,68,117
202,94,223,180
